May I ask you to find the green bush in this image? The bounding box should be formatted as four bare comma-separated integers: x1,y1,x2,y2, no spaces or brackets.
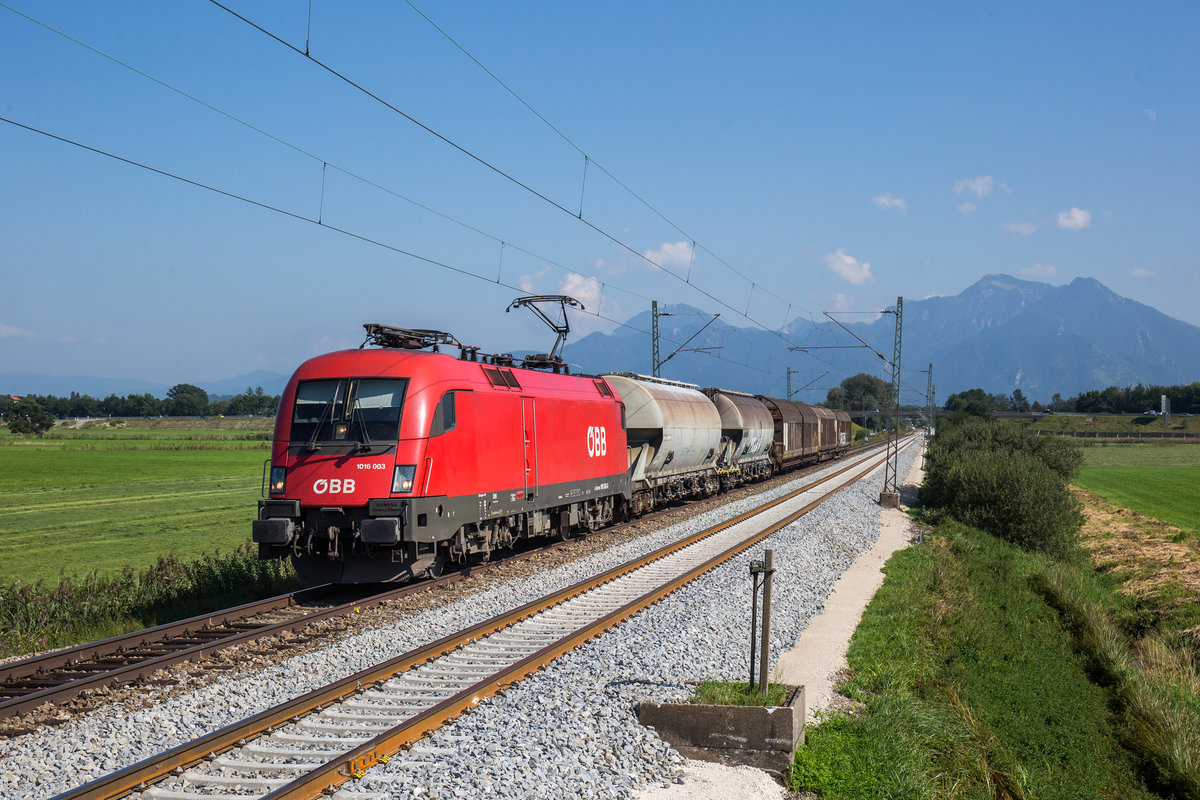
942,449,1082,558
928,419,1082,482
922,420,1083,558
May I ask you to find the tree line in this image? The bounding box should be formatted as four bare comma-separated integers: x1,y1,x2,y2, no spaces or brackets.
1,384,280,435
824,374,1199,422
945,382,1199,416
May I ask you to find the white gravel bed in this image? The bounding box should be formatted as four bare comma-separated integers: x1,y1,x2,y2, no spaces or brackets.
0,444,913,800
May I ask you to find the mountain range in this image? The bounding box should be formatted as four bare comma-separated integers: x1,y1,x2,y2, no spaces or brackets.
558,274,1200,401
4,275,1198,402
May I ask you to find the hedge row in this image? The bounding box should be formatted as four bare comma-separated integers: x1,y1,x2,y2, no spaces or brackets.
921,420,1083,558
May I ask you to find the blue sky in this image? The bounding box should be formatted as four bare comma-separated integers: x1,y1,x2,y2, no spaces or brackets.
2,1,1196,387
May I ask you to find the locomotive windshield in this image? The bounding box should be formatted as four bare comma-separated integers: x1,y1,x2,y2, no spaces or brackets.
291,378,408,445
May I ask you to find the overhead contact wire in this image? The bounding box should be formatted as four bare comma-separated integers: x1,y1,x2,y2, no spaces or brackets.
0,7,650,313
207,0,809,351
4,4,801,384
0,117,784,382
402,0,801,314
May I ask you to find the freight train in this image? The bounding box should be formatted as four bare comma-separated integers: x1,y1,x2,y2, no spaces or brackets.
253,323,852,583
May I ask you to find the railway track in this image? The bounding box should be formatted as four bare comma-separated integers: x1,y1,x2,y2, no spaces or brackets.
0,585,410,723
2,443,875,727
54,439,904,800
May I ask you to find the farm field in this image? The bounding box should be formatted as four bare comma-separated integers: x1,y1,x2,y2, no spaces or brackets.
1074,443,1200,534
0,419,272,584
1026,413,1199,436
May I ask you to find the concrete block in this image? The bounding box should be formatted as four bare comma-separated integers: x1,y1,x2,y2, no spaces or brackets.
879,491,901,508
638,686,805,779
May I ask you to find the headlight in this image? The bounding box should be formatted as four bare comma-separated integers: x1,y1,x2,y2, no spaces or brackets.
269,466,287,495
392,464,416,493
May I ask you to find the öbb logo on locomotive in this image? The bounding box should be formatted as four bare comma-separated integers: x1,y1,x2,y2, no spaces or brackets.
251,322,853,584
313,478,356,495
586,425,607,457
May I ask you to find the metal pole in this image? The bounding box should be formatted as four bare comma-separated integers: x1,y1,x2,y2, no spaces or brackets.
758,549,774,693
749,571,760,691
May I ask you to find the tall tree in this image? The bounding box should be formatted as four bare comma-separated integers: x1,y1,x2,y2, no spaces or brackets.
945,388,991,419
7,398,55,436
167,383,209,416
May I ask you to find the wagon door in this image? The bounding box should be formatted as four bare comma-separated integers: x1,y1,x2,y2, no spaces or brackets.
522,396,538,499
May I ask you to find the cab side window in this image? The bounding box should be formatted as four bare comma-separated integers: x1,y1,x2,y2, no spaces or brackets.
430,391,458,437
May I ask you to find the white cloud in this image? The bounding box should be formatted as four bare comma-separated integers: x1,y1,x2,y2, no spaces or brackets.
1004,221,1037,235
832,293,853,311
559,273,603,311
642,241,694,272
518,265,552,293
1129,266,1156,278
871,193,907,213
1021,262,1057,278
0,323,35,338
1057,207,1091,231
1144,108,1157,122
954,175,995,198
822,249,875,286
957,202,976,216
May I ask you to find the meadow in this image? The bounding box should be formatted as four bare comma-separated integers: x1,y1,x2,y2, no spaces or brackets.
1026,412,1200,436
1075,443,1200,533
0,419,272,584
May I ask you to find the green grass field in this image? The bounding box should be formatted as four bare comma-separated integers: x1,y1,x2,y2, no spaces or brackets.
0,420,271,584
1074,443,1200,533
791,521,1160,799
1026,413,1200,435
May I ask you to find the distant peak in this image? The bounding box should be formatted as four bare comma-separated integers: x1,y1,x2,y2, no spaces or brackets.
961,273,1049,295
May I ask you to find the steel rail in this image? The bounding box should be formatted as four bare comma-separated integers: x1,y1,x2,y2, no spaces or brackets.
53,440,903,800
0,585,357,720
1,586,334,683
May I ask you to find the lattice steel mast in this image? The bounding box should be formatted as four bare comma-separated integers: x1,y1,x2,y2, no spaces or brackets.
652,300,662,378
926,362,935,433
882,296,903,497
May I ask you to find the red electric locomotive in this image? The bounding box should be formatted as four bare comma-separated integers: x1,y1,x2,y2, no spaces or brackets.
253,325,631,583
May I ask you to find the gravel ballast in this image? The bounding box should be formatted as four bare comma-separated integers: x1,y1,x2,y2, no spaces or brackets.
0,443,916,800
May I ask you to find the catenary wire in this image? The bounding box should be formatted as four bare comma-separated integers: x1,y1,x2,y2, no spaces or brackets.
0,1,787,382
4,0,814,383
0,115,792,382
206,0,811,352
400,0,801,314
2,4,862,389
